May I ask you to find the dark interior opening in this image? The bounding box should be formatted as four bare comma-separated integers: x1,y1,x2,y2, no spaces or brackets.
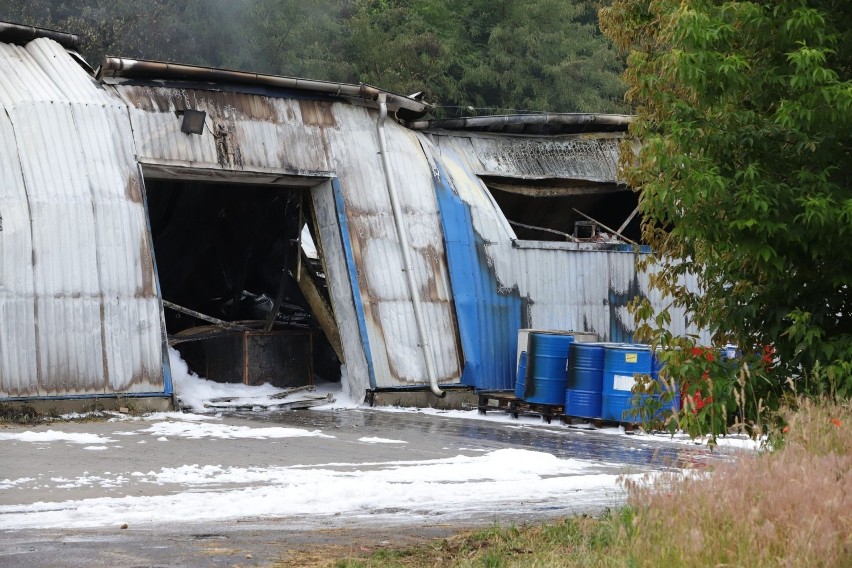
145,178,341,388
481,177,642,243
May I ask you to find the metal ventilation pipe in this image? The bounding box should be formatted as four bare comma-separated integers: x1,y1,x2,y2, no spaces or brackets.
375,93,445,398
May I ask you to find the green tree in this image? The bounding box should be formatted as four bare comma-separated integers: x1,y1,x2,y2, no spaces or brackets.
1,1,626,115
599,1,852,415
239,0,355,80
347,0,479,110
469,0,627,113
348,0,627,115
0,1,250,68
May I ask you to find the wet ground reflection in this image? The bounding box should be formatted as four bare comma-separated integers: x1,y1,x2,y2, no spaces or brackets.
229,407,728,471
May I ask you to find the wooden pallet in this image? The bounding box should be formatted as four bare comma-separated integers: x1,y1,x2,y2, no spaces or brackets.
477,392,564,424
561,415,637,432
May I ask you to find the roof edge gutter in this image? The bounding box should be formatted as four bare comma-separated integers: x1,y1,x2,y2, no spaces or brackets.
376,93,445,398
408,113,633,131
97,57,428,117
0,21,80,49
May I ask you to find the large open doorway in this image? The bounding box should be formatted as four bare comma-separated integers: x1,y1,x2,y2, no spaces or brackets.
144,175,341,389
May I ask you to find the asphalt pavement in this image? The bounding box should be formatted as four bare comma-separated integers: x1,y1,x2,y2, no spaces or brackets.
0,407,727,567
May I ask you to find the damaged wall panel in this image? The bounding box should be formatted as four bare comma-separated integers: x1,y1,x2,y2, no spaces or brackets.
329,113,462,388
112,84,463,393
426,131,624,183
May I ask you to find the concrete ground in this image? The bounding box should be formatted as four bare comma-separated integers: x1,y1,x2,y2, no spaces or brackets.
0,407,730,567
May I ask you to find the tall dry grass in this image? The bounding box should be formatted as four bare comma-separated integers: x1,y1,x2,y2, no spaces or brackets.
619,398,851,567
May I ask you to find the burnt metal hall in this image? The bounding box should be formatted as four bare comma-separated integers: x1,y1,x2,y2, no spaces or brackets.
0,21,707,410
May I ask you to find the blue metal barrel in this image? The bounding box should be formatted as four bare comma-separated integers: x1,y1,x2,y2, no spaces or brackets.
565,342,605,418
513,351,528,399
602,344,652,422
523,333,574,405
651,350,680,414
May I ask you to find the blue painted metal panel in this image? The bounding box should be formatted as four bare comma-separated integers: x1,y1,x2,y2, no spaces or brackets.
332,178,378,389
431,163,521,391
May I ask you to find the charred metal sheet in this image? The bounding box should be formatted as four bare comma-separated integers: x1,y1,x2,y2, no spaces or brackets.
297,248,344,363
469,134,622,182
481,176,623,197
0,21,80,50
409,113,632,135
0,38,164,399
139,162,331,186
424,131,624,184
298,100,337,128
113,85,334,174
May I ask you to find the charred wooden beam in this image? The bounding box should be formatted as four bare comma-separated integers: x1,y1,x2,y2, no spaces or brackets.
162,300,251,331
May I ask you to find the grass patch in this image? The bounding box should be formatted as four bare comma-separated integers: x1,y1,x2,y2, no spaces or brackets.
279,516,620,568
0,403,54,425
301,397,851,568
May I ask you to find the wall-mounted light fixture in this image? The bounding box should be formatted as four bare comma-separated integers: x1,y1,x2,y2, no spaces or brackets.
180,109,207,135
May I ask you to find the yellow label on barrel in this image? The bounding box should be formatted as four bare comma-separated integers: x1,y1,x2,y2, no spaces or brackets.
625,353,638,363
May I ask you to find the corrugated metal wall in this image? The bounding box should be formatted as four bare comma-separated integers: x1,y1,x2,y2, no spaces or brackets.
332,117,461,387
420,131,710,391
0,39,163,398
426,146,521,391
112,85,463,391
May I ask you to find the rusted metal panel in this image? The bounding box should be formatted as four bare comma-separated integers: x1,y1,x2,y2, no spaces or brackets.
112,85,333,175
98,57,429,118
175,327,313,388
0,38,163,398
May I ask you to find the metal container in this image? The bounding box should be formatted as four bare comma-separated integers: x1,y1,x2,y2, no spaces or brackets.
516,328,597,369
514,351,528,399
565,342,606,419
175,326,313,388
601,344,652,422
522,332,574,405
652,351,680,414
